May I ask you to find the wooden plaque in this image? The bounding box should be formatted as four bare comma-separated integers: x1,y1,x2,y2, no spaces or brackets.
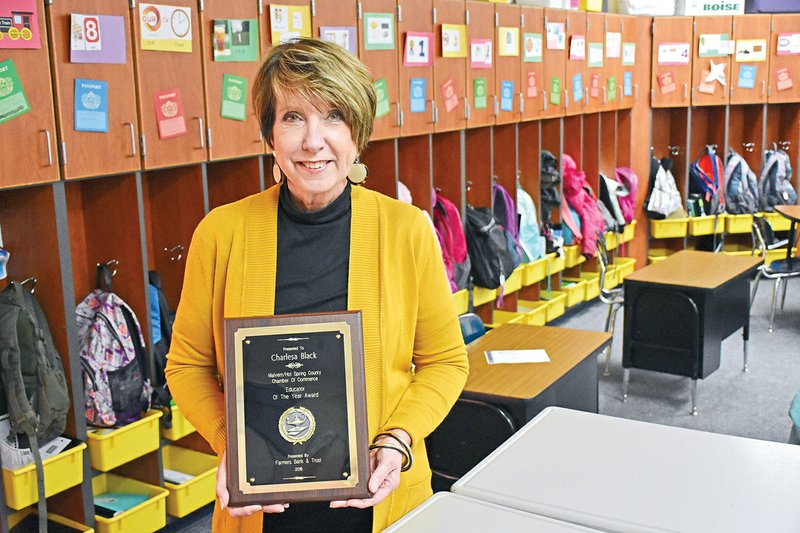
224,311,370,505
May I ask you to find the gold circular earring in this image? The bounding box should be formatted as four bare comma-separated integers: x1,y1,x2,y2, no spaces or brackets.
273,162,283,184
347,157,368,185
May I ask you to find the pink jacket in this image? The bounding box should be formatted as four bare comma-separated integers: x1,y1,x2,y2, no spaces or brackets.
562,154,604,258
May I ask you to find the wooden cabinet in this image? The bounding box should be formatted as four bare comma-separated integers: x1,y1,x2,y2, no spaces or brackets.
494,3,521,125
433,0,467,132
47,0,140,179
691,16,731,106
585,11,604,113
359,0,401,140
730,14,771,105
131,0,207,169
768,14,800,104
520,6,544,122
397,0,435,136
542,8,566,118
466,0,495,128
200,0,265,161
651,17,693,108
602,13,623,112
619,15,637,109
0,0,59,188
564,10,586,116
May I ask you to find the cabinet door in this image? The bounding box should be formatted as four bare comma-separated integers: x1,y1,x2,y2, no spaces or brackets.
768,14,800,104
359,0,400,140
466,0,494,128
0,0,59,188
542,8,566,118
691,16,731,106
131,0,207,169
730,14,771,105
48,0,139,179
201,0,265,161
619,15,637,109
565,10,586,116
602,13,622,112
520,5,544,122
585,11,605,113
494,3,520,125
398,0,435,136
651,17,693,108
433,0,467,133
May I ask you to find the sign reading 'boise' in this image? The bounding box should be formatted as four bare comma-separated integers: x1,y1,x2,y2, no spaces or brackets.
676,0,745,15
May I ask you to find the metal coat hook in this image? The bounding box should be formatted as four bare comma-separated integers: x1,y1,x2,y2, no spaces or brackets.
164,244,184,262
742,142,756,153
777,140,791,151
465,179,472,192
97,259,119,277
96,259,118,292
21,277,37,293
668,145,681,156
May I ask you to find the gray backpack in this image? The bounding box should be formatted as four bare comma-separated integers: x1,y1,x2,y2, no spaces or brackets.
758,146,797,211
724,149,759,214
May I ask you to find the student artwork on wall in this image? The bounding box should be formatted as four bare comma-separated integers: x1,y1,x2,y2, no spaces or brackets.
698,34,732,58
657,71,677,94
363,12,393,51
546,22,565,50
587,43,603,68
657,43,690,65
735,39,767,63
139,3,192,53
526,70,538,98
404,32,432,67
441,24,466,58
572,73,583,102
605,32,621,58
550,77,561,105
269,4,310,45
622,43,636,66
523,33,542,63
213,19,259,62
623,71,633,96
776,33,800,56
737,65,756,89
374,78,390,118
0,59,30,125
498,27,519,57
221,74,247,121
500,80,513,111
153,88,187,139
70,14,126,64
470,38,492,69
320,26,356,55
775,67,793,92
409,78,426,112
473,77,487,109
74,78,108,132
569,35,585,61
441,78,458,112
0,0,40,50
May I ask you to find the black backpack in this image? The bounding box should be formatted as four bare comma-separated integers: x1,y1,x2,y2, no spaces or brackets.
540,150,561,223
148,271,175,428
0,281,70,532
465,205,516,290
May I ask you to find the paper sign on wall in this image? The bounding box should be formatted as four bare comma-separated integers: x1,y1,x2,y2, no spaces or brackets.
441,78,458,112
777,33,800,56
526,71,538,98
546,22,565,50
0,59,30,125
657,43,690,65
139,4,192,53
0,0,40,50
269,4,310,45
523,33,542,63
776,67,793,92
70,14,126,64
374,79,390,118
587,43,603,68
572,73,583,102
153,88,186,139
622,43,636,66
409,78,426,112
736,39,767,62
737,65,756,89
623,71,633,96
550,77,561,105
74,79,108,132
221,74,247,121
589,73,600,98
608,75,617,101
474,77,487,109
605,32,621,58
363,13,394,50
498,27,519,57
698,33,730,57
404,32,432,66
500,80,513,111
657,71,677,94
569,35,585,61
320,26,356,55
471,38,492,69
442,24,467,58
697,69,716,95
213,19,259,62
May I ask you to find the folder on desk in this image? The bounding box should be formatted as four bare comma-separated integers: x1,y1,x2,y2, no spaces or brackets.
485,349,551,364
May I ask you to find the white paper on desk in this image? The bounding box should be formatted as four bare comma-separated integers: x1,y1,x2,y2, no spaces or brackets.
485,349,551,364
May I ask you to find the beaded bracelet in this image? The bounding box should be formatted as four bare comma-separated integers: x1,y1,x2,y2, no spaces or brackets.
368,443,412,472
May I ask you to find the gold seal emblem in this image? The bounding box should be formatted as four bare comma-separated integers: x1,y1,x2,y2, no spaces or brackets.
279,407,315,445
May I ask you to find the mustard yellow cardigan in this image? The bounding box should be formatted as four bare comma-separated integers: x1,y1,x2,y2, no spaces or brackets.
165,184,469,533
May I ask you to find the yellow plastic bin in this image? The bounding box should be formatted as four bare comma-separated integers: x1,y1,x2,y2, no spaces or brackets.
605,232,618,251
504,266,524,294
722,243,752,256
763,211,792,231
92,473,169,533
162,445,218,518
161,403,197,441
472,285,496,307
539,291,567,322
522,256,549,286
2,442,87,510
87,410,162,472
486,309,527,329
452,289,469,315
575,272,601,300
603,266,619,290
614,257,637,280
547,252,565,275
516,300,549,326
560,280,587,307
647,246,676,264
650,218,688,239
8,509,94,532
725,213,754,234
622,220,637,242
765,247,797,265
563,245,586,268
688,214,726,236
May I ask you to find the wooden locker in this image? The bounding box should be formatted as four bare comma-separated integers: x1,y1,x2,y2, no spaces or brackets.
651,17,693,108
433,0,468,133
564,10,587,116
519,5,544,122
359,0,401,140
585,11,604,114
768,14,800,104
397,0,435,136
603,13,623,112
494,3,521,125
542,8,566,118
691,16,731,107
465,0,495,128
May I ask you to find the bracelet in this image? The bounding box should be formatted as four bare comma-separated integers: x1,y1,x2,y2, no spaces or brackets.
374,432,412,458
368,443,413,472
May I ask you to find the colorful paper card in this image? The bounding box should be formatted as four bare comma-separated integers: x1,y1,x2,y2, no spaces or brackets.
0,0,40,50
622,43,636,66
153,88,186,139
589,73,600,98
657,43,690,65
587,43,603,68
0,59,30,125
569,35,585,61
697,70,716,95
735,39,767,62
657,71,677,94
74,79,108,132
607,75,617,102
546,22,565,50
404,32,432,66
139,4,192,53
363,13,393,51
605,32,621,58
623,71,632,97
550,77,561,105
442,78,458,112
523,33,542,63
572,73,583,102
777,33,800,56
269,4,311,45
213,19,258,62
374,78,390,118
70,14,126,64
498,27,519,57
500,80,513,111
526,71,538,99
442,24,466,58
409,78,426,112
320,26,356,55
776,67,793,92
698,33,730,58
470,38,492,69
737,65,756,89
474,77,487,109
221,74,247,121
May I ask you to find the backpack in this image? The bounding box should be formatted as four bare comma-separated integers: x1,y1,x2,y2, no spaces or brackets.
599,173,628,231
492,183,523,269
645,156,683,219
561,154,605,258
465,204,516,291
540,150,561,222
724,149,759,215
516,185,546,262
614,167,639,223
0,281,70,531
758,146,797,212
596,198,619,234
148,271,174,428
689,145,726,215
433,192,471,292
77,266,152,427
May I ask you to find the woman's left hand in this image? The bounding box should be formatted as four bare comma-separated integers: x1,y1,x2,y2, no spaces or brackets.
329,430,410,509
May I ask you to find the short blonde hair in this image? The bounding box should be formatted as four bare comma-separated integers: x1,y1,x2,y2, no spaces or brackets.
252,38,376,152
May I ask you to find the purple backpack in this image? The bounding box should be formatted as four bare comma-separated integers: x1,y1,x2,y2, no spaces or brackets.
614,167,639,224
492,183,522,267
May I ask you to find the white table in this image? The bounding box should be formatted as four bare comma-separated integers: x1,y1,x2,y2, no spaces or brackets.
453,407,800,533
383,492,602,533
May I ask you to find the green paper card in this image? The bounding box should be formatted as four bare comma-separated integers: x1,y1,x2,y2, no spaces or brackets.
550,77,560,106
221,74,247,121
0,59,30,125
474,77,487,109
364,13,394,50
588,43,603,68
607,75,617,102
213,19,259,62
374,78,390,118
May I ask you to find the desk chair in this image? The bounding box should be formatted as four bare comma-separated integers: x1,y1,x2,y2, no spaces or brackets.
751,217,800,333
459,312,486,344
426,398,516,492
598,237,625,376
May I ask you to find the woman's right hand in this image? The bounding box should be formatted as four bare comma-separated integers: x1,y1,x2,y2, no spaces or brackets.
216,449,289,516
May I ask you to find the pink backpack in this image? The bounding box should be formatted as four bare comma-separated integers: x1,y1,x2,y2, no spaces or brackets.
614,167,639,224
433,192,470,292
562,154,604,259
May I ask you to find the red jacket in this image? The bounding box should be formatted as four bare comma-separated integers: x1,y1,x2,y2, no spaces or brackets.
562,153,604,258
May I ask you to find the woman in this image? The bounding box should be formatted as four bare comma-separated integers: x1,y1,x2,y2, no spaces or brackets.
165,38,469,532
